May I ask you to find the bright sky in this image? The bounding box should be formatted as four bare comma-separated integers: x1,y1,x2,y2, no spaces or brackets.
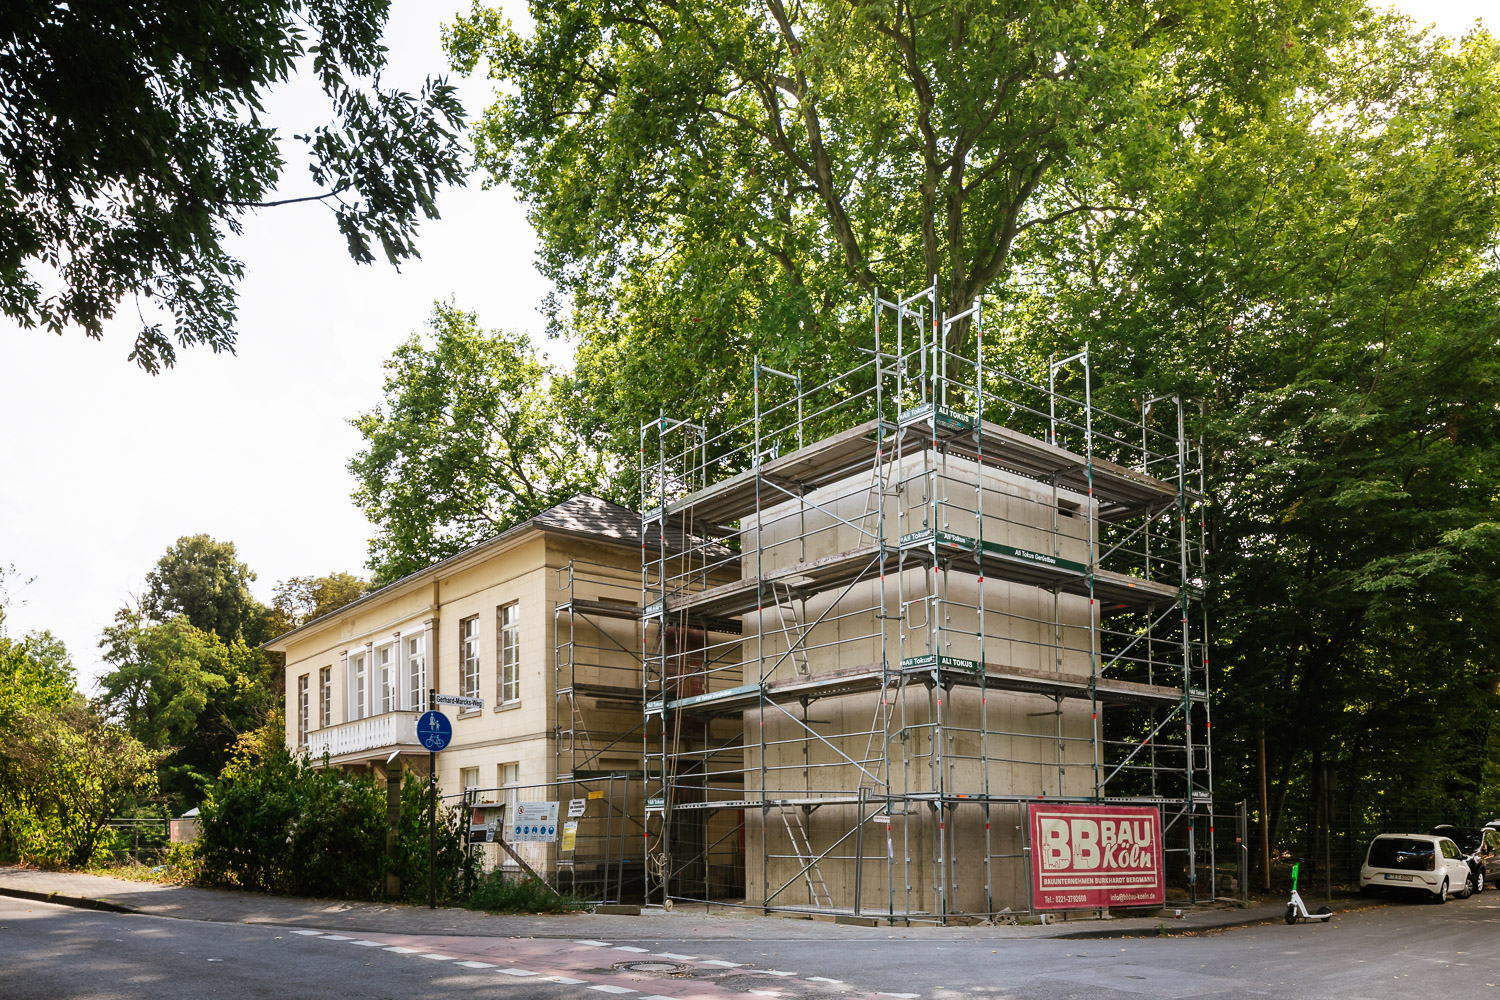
0,0,1488,690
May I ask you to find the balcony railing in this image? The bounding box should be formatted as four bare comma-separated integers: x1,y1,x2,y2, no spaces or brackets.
306,711,421,760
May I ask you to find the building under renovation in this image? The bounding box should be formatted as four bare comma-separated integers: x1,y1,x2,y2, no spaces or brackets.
554,287,1212,922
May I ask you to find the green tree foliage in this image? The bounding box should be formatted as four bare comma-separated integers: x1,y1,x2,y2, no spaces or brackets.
446,0,1357,464
99,610,275,808
350,302,610,584
1,619,163,867
142,535,269,644
2,0,467,372
197,731,386,897
266,572,369,637
993,18,1500,823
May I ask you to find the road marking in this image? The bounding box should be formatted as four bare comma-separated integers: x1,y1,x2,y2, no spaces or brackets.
323,935,353,941
807,977,843,984
759,971,797,977
653,953,696,961
700,959,743,968
880,993,921,998
419,953,456,961
457,961,497,969
349,940,383,947
588,986,637,995
575,940,612,946
544,977,587,985
639,995,678,1000
750,992,782,997
290,930,324,936
614,946,650,953
382,947,420,954
498,968,539,977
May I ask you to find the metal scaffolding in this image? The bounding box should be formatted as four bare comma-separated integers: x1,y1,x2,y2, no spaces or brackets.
629,284,1211,922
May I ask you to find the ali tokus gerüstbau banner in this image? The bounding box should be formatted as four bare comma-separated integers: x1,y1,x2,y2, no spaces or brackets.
1028,803,1165,910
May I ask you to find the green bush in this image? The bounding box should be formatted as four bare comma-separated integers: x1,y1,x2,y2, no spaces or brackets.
391,772,473,904
197,741,385,898
465,870,585,914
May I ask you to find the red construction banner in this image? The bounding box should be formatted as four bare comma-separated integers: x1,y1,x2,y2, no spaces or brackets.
1028,803,1165,910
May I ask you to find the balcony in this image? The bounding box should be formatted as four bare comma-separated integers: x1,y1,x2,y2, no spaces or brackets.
305,711,424,765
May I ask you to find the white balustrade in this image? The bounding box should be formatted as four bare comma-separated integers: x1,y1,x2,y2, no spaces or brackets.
307,711,420,759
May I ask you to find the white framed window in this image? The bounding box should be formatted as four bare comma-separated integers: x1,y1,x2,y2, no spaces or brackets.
350,652,367,720
406,633,426,711
377,643,394,714
498,602,520,704
460,616,480,700
296,674,310,746
461,766,481,804
499,762,520,817
319,666,332,729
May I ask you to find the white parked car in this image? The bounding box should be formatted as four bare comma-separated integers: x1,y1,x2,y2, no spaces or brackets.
1359,833,1474,902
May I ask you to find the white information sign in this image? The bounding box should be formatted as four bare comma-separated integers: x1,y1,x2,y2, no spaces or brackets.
509,800,560,843
567,798,587,818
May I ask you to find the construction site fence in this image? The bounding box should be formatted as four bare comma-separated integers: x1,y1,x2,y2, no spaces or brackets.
444,774,641,904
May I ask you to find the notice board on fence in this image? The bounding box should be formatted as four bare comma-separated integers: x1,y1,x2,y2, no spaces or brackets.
1028,803,1164,910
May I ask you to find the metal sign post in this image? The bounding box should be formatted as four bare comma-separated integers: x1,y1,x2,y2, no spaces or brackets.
416,693,453,909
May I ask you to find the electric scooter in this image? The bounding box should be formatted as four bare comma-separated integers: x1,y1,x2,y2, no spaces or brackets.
1285,861,1334,924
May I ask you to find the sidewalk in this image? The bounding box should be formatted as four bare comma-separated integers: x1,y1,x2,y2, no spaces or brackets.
0,865,1287,940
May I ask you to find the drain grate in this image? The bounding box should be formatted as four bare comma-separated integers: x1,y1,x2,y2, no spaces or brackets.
612,960,693,975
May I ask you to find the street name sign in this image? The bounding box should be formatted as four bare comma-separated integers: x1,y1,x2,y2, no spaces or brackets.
432,692,484,711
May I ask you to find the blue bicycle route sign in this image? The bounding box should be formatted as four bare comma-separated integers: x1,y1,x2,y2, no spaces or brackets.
416,710,452,752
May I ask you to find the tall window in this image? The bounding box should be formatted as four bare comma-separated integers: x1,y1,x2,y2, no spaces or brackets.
460,616,480,700
406,633,426,711
499,762,520,817
351,653,367,720
319,666,332,729
461,767,481,804
377,644,394,714
498,603,520,704
296,674,310,746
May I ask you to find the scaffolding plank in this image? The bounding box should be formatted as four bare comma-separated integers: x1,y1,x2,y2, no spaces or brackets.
557,598,643,621
663,415,1195,531
657,657,1185,715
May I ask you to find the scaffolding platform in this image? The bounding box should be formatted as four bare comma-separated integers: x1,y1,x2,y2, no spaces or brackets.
655,413,1193,532
646,655,1192,718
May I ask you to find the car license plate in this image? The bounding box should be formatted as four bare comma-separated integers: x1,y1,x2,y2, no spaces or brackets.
1384,873,1414,881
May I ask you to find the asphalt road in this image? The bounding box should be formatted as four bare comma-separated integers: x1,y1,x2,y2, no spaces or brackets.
2,892,1498,1000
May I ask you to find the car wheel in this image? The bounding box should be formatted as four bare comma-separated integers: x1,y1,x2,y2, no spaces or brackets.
1459,873,1473,899
1285,903,1298,924
1435,879,1449,904
1476,871,1485,894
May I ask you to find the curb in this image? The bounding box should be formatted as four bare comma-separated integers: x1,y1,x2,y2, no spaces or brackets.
0,884,139,915
1051,911,1278,939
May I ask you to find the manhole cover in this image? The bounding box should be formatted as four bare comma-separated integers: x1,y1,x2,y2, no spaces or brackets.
613,960,692,975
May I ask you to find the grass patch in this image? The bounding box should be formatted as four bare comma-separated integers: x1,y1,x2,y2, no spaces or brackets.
464,871,586,914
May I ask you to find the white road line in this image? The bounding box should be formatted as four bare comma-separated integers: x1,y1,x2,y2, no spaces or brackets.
750,991,783,997
759,970,797,977
613,946,650,953
498,968,539,977
806,977,843,984
456,961,497,969
652,953,696,961
639,995,678,1000
699,959,743,968
348,940,383,947
290,930,324,936
575,940,612,946
322,935,353,941
543,977,587,985
419,953,456,961
382,947,420,954
879,993,921,998
587,986,637,995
